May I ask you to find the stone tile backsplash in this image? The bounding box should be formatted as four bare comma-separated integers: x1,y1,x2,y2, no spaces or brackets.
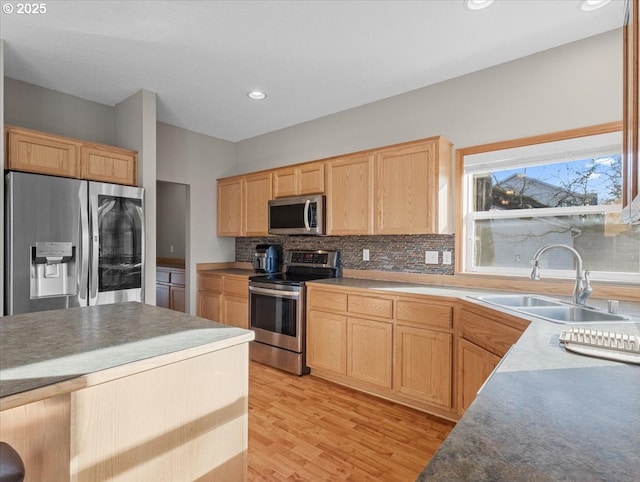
236,235,455,275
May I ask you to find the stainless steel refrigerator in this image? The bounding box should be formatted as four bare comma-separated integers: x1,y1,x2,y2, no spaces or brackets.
5,171,145,315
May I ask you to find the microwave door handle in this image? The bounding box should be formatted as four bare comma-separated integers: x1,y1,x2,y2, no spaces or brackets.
303,199,311,232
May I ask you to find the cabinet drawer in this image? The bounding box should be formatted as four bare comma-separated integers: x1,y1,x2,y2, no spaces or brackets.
170,270,185,286
308,289,348,313
224,277,249,298
396,300,452,330
156,269,170,284
459,308,524,357
198,274,222,293
348,294,393,319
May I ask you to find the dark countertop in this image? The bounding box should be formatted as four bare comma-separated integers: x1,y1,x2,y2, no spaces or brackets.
418,319,640,482
307,277,640,481
0,302,254,401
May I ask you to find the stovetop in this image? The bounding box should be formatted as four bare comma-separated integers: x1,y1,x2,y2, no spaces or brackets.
249,249,340,286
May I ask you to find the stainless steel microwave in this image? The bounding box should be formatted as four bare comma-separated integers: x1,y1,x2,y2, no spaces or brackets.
268,194,325,235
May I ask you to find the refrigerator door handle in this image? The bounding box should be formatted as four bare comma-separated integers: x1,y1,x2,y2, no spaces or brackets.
79,182,89,305
89,183,99,306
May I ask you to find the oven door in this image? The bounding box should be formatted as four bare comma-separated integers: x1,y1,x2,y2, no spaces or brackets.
249,282,304,353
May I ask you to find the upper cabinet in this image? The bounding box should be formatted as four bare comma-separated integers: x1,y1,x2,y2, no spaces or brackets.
5,126,138,186
623,0,640,223
217,172,273,237
217,176,244,237
80,144,137,186
217,135,452,237
326,153,374,235
374,137,452,235
273,161,325,198
244,171,273,236
6,126,82,178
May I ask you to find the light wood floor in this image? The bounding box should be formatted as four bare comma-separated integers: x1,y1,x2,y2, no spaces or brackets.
247,361,455,481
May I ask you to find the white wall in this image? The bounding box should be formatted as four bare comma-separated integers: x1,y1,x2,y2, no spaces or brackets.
115,90,158,305
157,181,187,258
4,78,116,145
156,122,236,314
236,30,622,172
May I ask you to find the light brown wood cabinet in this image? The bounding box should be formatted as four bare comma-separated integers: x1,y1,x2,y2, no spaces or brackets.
306,284,456,419
243,171,273,236
80,143,137,186
394,297,454,409
217,176,244,236
156,267,186,312
5,125,138,186
217,172,273,237
197,272,249,329
273,161,325,198
623,0,640,223
374,137,452,234
456,303,528,414
326,153,374,235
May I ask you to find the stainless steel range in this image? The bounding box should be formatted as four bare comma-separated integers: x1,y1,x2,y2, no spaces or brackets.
248,249,340,375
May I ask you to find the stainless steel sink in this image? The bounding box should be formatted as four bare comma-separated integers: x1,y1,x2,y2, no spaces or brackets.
517,305,630,323
471,294,564,308
470,294,631,324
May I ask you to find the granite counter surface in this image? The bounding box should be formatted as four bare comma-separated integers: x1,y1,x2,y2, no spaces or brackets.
308,277,640,481
0,302,254,402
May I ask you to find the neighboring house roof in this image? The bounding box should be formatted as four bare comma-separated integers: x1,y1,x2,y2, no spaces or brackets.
494,174,597,209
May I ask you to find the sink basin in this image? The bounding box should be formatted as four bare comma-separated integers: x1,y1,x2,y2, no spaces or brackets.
517,305,630,324
471,294,563,308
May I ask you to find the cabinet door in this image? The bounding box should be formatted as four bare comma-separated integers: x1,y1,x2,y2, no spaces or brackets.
326,154,373,235
458,338,500,413
81,144,137,186
307,310,347,374
394,325,452,408
374,138,451,234
347,317,392,389
223,296,248,329
217,177,244,236
273,167,297,198
170,286,186,313
6,126,81,178
244,172,272,236
197,290,222,322
298,162,325,195
156,284,170,309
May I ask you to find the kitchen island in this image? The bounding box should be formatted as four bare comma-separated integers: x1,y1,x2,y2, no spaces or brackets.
0,302,254,482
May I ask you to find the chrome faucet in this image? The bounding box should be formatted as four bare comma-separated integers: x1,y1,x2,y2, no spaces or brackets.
530,244,592,306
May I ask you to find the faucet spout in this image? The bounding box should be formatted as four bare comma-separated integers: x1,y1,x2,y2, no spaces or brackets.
530,244,592,306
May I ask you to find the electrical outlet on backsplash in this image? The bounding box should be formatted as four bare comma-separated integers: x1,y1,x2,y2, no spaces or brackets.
236,235,455,275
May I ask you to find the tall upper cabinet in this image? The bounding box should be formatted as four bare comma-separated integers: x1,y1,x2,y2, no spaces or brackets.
374,137,452,235
623,0,640,223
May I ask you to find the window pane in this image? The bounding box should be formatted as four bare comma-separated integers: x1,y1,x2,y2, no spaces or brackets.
473,155,622,212
474,214,640,273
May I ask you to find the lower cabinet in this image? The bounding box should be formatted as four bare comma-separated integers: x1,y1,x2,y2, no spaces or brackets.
394,324,452,408
456,304,529,415
306,285,456,419
347,317,393,388
458,338,501,412
197,272,249,329
156,267,186,312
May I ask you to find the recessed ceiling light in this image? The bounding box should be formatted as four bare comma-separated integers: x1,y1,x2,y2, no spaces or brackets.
580,0,612,11
247,90,267,100
464,0,495,11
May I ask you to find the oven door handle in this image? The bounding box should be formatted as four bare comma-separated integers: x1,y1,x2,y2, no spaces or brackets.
249,285,301,298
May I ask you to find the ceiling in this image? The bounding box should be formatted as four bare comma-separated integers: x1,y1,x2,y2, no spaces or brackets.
1,0,626,142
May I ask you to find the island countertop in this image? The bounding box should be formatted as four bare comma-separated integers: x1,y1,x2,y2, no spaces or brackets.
0,302,254,410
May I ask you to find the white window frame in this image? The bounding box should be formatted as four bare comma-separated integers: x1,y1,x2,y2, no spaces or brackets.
458,124,640,284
